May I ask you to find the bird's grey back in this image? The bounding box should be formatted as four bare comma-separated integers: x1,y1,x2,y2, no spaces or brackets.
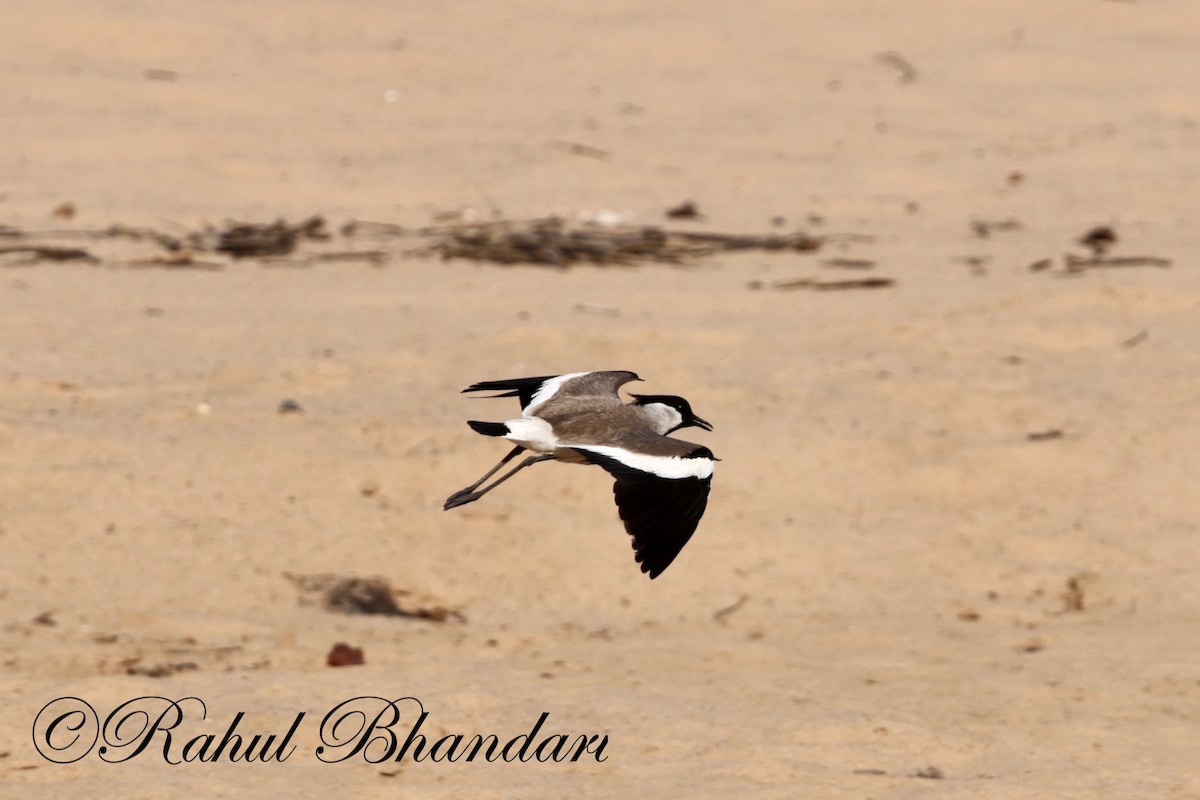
556,413,705,457
536,370,639,424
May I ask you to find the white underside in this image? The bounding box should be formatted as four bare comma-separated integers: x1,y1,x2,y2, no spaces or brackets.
503,417,559,453
572,444,715,480
523,372,590,417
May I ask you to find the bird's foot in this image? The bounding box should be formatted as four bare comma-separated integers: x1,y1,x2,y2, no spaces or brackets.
443,489,481,510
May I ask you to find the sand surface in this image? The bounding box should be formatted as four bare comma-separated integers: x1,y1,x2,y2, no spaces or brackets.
2,1,1199,797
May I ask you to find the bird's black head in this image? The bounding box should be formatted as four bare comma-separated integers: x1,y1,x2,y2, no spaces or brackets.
629,394,713,433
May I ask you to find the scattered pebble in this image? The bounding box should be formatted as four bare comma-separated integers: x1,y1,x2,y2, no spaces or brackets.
327,642,364,667
143,68,179,82
971,218,1022,238
125,661,198,678
1078,225,1117,256
574,303,620,317
1061,572,1098,612
278,398,303,414
1121,330,1148,348
665,200,701,220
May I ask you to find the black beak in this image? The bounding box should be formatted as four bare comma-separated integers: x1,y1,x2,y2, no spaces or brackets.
690,415,713,432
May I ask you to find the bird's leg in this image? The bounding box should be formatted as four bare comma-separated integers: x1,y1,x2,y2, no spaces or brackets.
445,445,525,507
444,452,554,510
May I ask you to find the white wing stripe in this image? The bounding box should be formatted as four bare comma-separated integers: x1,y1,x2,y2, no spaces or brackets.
573,444,715,480
523,372,590,417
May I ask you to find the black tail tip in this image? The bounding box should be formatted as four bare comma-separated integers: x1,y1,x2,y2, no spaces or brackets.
467,420,509,437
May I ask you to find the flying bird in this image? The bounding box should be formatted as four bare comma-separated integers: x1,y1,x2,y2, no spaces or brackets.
444,371,716,578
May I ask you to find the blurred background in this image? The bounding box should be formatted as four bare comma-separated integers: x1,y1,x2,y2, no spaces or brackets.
2,2,1198,797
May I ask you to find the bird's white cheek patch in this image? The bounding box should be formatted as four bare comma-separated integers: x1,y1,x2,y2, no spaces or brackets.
641,404,682,435
574,445,715,479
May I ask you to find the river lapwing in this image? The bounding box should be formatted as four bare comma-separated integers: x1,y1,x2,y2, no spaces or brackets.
444,371,716,578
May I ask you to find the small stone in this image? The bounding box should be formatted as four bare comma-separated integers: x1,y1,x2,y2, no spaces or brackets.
327,642,364,667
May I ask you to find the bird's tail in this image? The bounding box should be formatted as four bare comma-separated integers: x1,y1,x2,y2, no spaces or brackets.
467,420,509,437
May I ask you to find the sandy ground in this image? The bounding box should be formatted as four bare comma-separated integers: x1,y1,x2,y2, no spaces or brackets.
2,1,1200,797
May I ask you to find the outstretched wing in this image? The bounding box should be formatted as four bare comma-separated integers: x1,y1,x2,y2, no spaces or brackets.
461,375,561,409
462,371,639,418
570,443,715,579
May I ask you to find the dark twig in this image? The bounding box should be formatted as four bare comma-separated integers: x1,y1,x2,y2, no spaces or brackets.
214,216,329,258
0,245,99,264
341,220,409,238
713,594,749,624
874,51,918,84
773,277,894,291
1120,330,1149,348
820,258,876,270
1064,254,1172,272
426,217,822,266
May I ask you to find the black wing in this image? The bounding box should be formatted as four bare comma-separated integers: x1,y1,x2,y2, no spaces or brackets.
462,375,558,409
572,448,712,579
